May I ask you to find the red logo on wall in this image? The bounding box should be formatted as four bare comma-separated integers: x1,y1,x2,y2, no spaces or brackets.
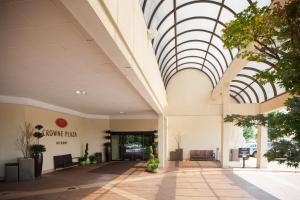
55,118,68,128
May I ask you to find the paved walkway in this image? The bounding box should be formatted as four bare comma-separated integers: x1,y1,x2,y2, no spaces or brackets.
0,161,299,200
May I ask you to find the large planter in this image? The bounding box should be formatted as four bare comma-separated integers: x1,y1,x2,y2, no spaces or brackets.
18,158,34,181
105,146,111,162
32,153,43,177
175,149,183,161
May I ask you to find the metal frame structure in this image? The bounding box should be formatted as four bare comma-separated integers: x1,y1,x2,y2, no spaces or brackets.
139,0,285,104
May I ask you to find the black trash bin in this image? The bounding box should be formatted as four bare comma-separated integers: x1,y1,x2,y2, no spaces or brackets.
95,152,102,163
5,163,19,182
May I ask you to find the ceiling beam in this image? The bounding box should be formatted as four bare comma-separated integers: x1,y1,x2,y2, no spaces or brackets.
211,44,255,99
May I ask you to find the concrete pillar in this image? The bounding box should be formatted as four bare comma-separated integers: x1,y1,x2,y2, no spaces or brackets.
158,115,166,168
221,83,231,168
256,125,268,168
164,117,168,160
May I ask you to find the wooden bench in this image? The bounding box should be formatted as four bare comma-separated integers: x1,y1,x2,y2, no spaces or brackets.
53,154,78,170
190,150,215,161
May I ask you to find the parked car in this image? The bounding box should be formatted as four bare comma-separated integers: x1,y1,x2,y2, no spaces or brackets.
244,143,257,157
243,142,273,158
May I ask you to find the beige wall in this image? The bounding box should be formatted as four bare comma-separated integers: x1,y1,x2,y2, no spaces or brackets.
0,103,109,179
166,69,222,160
110,119,157,131
0,103,157,179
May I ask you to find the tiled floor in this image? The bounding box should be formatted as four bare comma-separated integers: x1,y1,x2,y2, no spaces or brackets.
1,161,297,200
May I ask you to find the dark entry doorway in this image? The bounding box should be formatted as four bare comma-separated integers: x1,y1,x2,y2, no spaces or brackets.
110,131,155,161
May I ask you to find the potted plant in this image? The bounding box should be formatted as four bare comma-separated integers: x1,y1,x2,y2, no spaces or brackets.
104,131,111,162
174,132,183,161
147,146,160,173
16,122,35,181
89,155,97,164
83,143,90,165
79,157,86,165
30,124,46,177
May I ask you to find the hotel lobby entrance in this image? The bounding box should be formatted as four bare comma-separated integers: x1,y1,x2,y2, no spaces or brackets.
110,132,155,161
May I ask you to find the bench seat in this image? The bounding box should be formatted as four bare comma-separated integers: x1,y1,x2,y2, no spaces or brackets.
190,150,215,161
53,154,78,170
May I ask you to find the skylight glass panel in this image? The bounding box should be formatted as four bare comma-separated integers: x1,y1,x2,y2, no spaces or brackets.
240,91,251,103
206,54,224,73
263,83,275,99
148,1,173,29
246,61,271,71
219,8,235,24
177,31,212,45
178,63,202,70
244,87,258,103
256,0,272,8
176,3,220,22
207,47,228,70
275,83,286,95
159,48,175,66
153,26,175,50
241,68,258,77
225,0,249,14
215,24,224,37
176,18,216,33
211,36,232,60
157,40,175,64
143,0,161,25
202,67,217,86
177,49,207,60
204,59,221,80
176,41,209,53
251,83,266,102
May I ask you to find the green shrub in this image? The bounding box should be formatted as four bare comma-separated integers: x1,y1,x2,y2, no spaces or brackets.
89,155,97,164
147,146,159,173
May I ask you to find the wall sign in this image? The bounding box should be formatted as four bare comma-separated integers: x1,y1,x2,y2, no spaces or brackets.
55,118,68,128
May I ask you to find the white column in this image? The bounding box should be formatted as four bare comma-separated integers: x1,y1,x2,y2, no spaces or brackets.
256,125,268,168
158,114,166,168
221,83,231,168
164,117,168,160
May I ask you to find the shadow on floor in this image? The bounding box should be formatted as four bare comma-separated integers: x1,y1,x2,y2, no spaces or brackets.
89,161,146,175
224,171,279,200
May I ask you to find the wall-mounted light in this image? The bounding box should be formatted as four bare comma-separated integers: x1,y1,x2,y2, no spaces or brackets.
75,90,87,95
147,29,158,40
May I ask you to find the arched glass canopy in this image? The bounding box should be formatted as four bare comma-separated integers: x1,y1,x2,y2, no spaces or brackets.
139,0,270,86
139,0,286,103
230,62,286,104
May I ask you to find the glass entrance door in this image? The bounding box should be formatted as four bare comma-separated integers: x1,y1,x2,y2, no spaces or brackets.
111,135,122,160
111,133,154,161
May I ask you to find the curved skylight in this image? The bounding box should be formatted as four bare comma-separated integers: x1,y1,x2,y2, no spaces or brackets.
230,62,286,104
139,0,271,88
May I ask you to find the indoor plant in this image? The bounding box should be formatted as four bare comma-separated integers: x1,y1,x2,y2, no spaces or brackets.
174,132,183,161
147,146,160,173
89,155,97,164
30,124,46,177
104,131,111,162
16,122,35,181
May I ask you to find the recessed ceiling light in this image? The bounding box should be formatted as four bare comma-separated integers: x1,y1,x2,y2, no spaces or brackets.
119,111,125,114
75,90,87,95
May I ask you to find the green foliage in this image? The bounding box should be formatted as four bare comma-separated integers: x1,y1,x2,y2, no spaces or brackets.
84,143,89,161
147,146,159,173
30,124,46,154
243,127,256,142
79,157,86,165
224,97,300,167
30,144,46,153
33,132,43,139
223,1,300,95
89,155,97,164
223,0,300,167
